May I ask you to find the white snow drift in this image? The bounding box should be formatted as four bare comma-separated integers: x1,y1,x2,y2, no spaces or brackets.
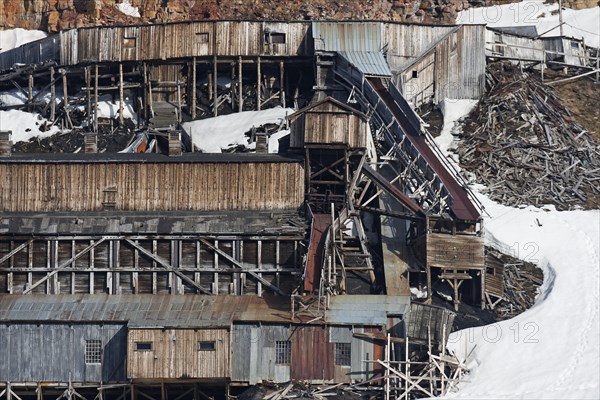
183,107,294,153
0,110,60,143
0,28,47,53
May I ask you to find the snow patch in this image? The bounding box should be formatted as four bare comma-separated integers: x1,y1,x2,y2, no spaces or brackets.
442,194,600,399
457,0,600,47
268,129,290,153
410,287,428,299
0,28,47,53
183,107,294,153
436,99,478,157
116,0,141,18
0,110,60,143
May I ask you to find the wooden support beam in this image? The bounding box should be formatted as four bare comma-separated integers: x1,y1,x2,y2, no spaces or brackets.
199,238,285,296
86,66,92,128
94,64,99,133
257,56,261,111
124,239,212,295
0,240,33,265
191,57,197,120
280,61,285,108
238,56,243,112
119,63,124,127
213,53,218,117
23,238,108,294
50,67,56,121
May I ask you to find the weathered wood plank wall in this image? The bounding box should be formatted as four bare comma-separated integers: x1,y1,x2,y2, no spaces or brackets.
127,328,229,380
0,161,304,212
60,21,311,66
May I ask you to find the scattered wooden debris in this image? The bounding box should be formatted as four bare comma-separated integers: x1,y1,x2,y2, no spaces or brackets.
457,62,600,210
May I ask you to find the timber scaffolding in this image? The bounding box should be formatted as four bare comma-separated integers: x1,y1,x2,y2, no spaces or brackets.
484,27,600,83
0,20,496,398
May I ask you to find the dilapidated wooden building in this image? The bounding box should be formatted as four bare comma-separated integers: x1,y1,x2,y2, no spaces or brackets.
0,18,493,399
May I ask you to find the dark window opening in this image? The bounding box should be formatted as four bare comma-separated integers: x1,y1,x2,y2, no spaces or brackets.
335,343,351,366
123,37,137,49
197,32,209,44
85,340,102,364
198,341,216,351
275,340,291,365
264,32,286,44
412,70,418,79
571,41,579,49
136,342,152,351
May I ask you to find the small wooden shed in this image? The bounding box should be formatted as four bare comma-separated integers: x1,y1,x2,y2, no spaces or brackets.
289,97,369,149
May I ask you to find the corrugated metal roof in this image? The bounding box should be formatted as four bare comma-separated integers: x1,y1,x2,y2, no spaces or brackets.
339,51,392,77
0,294,291,327
0,210,306,236
311,22,390,76
325,295,409,324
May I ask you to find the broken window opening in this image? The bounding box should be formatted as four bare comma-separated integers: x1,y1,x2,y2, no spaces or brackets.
198,341,216,351
275,340,291,364
135,342,152,351
334,342,351,366
85,339,102,364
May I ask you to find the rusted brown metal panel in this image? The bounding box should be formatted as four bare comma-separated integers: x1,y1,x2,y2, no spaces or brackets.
290,325,333,381
304,214,330,292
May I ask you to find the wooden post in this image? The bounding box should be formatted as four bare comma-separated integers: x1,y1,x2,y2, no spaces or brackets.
208,69,213,101
257,56,261,110
279,61,285,108
213,54,218,117
119,63,124,127
86,66,92,128
142,62,148,123
191,57,197,120
238,56,243,112
50,67,56,122
481,269,486,310
7,382,12,400
177,81,182,124
28,74,33,111
94,64,99,133
62,72,68,113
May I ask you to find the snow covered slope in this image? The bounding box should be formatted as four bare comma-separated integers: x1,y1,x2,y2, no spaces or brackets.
435,100,600,399
0,110,59,143
458,0,600,47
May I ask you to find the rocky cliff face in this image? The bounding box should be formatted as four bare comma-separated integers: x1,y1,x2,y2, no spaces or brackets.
0,0,480,32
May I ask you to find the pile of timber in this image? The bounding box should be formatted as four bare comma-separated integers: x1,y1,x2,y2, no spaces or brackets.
238,382,373,400
457,62,600,210
487,248,544,320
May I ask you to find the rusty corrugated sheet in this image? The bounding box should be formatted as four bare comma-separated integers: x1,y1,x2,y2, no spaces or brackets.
304,214,331,292
290,325,333,380
0,294,291,326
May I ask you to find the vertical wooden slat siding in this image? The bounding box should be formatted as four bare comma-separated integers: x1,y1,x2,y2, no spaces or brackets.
127,328,229,380
296,102,367,149
0,161,304,212
55,21,311,66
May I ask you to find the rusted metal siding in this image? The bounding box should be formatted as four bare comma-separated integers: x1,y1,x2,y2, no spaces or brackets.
426,233,485,270
127,328,229,380
231,324,291,384
290,325,333,381
0,160,304,212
